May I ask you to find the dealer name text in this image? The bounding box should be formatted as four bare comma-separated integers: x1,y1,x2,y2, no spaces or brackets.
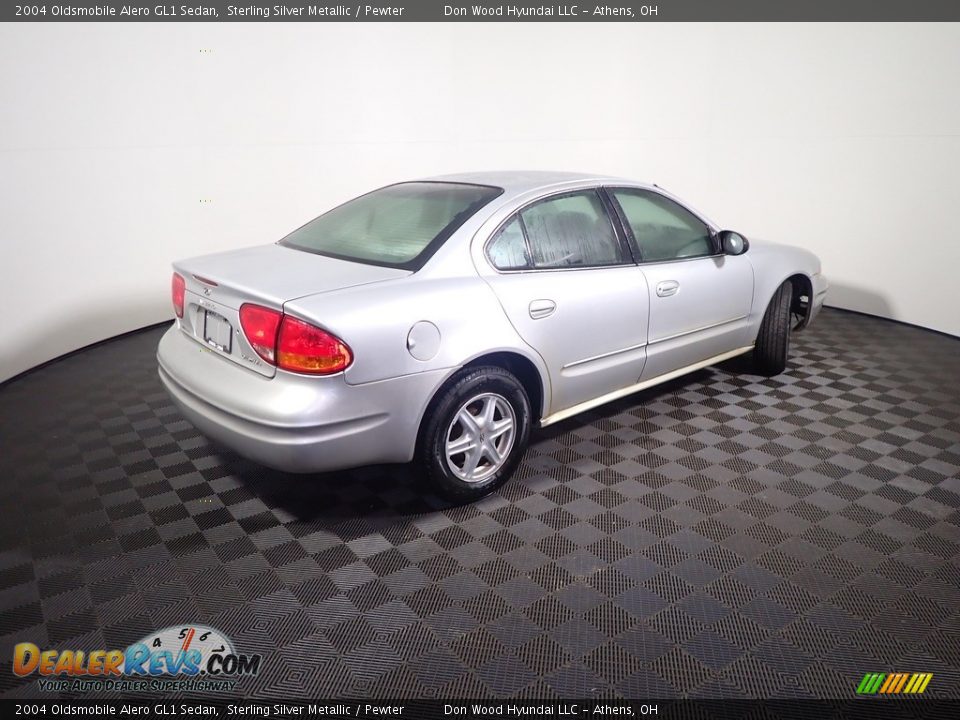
444,4,658,18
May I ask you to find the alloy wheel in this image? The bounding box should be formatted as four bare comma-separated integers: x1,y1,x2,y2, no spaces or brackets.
444,392,516,483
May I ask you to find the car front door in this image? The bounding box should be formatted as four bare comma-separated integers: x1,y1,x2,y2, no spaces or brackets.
608,188,754,380
483,189,649,417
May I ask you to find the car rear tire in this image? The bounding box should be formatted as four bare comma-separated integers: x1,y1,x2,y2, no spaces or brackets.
753,280,793,376
417,365,532,503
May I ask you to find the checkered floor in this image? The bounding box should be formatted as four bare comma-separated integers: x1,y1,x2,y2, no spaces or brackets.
1,308,958,699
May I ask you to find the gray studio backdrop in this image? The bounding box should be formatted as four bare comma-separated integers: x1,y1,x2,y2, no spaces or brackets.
1,22,959,382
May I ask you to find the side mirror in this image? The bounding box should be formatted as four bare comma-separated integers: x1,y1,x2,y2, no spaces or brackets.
719,230,749,256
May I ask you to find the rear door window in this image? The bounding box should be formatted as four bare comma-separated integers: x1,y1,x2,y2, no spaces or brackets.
487,218,532,270
520,191,625,269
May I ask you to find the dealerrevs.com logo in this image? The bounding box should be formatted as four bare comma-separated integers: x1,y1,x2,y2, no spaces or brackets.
13,625,261,693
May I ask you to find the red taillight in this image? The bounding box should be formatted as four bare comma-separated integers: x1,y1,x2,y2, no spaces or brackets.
277,315,353,375
172,273,186,318
239,304,282,363
238,305,351,375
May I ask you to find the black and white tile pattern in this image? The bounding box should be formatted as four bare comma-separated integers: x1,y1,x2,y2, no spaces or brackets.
1,309,958,699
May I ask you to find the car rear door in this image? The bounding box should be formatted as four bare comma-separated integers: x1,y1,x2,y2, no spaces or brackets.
607,187,754,380
482,189,649,417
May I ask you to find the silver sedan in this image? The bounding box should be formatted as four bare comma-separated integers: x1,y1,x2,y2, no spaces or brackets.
157,171,827,500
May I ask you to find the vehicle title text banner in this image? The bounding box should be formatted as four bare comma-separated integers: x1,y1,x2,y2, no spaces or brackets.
2,700,960,717
4,0,960,22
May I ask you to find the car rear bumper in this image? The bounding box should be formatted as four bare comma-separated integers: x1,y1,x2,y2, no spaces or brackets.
156,324,446,473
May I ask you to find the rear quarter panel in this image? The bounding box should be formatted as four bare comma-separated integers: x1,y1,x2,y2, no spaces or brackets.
283,274,549,395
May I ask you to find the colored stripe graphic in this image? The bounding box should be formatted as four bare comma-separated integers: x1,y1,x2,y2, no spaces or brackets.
879,674,896,693
907,673,932,694
893,673,909,693
857,673,886,694
857,672,933,695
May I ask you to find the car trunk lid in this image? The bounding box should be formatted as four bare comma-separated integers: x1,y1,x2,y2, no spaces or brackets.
173,244,410,377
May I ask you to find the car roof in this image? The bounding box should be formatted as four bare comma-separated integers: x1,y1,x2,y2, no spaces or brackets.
419,170,648,196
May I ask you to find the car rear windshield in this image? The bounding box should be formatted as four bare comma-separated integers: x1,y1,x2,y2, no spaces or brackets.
278,182,503,270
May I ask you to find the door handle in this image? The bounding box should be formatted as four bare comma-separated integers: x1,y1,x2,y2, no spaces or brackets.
529,299,556,319
656,280,679,297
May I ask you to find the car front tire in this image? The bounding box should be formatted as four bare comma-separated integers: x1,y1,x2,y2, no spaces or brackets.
417,365,532,502
753,280,793,376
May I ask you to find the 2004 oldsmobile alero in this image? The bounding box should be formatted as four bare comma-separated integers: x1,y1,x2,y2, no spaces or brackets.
157,171,828,500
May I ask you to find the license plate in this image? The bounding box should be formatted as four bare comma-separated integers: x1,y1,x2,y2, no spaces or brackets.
203,310,233,354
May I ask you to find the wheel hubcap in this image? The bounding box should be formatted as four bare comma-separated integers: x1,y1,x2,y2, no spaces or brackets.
444,392,516,483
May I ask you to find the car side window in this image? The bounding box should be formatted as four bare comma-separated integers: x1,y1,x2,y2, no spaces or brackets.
487,218,532,270
521,192,624,268
612,189,714,262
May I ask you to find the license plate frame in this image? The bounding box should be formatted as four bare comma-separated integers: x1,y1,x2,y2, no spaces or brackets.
203,309,233,354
